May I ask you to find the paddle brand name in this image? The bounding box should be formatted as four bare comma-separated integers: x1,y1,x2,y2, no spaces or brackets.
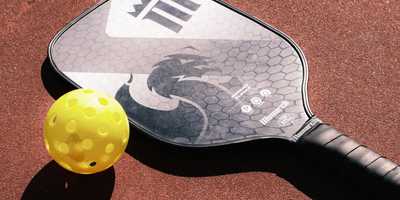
127,0,201,32
259,101,290,126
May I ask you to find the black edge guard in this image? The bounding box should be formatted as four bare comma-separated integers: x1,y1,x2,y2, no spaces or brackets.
299,123,400,187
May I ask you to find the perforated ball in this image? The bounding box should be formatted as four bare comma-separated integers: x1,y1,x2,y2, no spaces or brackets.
43,89,130,174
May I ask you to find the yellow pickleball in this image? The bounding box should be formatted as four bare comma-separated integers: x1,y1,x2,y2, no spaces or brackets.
43,89,130,174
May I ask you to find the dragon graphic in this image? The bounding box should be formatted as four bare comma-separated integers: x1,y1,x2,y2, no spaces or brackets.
115,52,243,143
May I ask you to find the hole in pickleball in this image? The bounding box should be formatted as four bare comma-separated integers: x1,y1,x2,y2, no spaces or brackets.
81,139,93,150
83,89,94,94
122,137,128,144
44,139,50,151
113,112,121,123
105,143,115,154
68,98,78,108
97,127,108,137
98,97,108,106
85,107,96,117
49,114,57,126
65,120,77,133
89,161,96,167
56,142,70,154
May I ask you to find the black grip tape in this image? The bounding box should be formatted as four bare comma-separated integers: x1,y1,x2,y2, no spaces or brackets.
300,123,400,186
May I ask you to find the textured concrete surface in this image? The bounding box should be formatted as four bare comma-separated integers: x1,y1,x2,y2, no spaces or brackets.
1,0,399,199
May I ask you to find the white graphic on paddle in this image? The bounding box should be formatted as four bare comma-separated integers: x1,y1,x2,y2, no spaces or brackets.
106,0,273,40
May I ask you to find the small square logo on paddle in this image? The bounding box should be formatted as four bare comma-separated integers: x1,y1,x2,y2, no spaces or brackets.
126,0,201,33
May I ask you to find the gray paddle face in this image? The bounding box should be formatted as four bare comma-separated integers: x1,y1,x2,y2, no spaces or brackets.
49,0,312,147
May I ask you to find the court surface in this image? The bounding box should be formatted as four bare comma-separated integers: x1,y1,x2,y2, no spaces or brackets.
1,0,399,199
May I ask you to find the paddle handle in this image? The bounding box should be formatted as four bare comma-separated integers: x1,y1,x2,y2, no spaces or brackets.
299,123,400,186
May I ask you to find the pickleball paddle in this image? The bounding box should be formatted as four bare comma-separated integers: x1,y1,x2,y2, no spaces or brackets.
47,0,399,186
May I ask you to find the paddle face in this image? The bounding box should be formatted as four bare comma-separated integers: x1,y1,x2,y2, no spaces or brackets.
49,0,312,146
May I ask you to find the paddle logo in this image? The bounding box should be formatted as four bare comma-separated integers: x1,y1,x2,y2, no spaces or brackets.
115,50,223,142
125,0,201,32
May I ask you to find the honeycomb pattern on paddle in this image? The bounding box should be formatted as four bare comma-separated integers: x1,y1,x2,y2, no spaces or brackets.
51,1,310,145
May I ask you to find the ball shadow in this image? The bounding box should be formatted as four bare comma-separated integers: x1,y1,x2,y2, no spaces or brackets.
21,161,115,200
41,57,400,199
